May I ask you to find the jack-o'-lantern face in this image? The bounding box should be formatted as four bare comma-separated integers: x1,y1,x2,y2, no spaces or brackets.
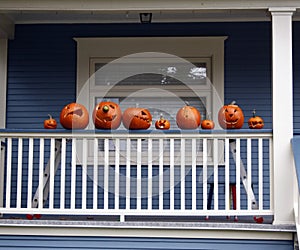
155,115,170,130
60,102,89,130
44,114,57,129
248,110,264,129
218,101,244,129
122,107,152,130
92,101,122,129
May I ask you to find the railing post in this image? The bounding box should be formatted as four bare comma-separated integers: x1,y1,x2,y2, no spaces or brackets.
270,7,295,225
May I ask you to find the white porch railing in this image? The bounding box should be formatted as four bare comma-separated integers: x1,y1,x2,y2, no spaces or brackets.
0,129,273,222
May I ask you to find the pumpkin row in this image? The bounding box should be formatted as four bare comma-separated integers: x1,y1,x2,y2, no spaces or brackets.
44,101,264,130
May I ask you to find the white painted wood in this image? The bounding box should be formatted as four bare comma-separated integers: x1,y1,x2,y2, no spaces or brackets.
5,138,12,208
247,139,252,210
191,139,196,210
38,138,44,209
258,138,263,211
16,138,23,209
71,139,76,210
0,39,7,128
169,139,175,211
60,138,66,209
104,138,109,210
93,138,98,210
270,8,295,225
49,138,55,209
27,138,34,209
235,139,241,211
203,138,207,211
225,139,230,211
159,138,163,210
114,139,120,210
126,139,131,210
147,139,152,210
137,138,142,210
82,138,87,209
213,139,218,210
180,139,185,210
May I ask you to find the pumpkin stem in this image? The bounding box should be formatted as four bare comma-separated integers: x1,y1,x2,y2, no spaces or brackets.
47,114,53,119
184,101,190,106
160,113,164,120
252,109,256,117
230,100,236,105
103,105,109,113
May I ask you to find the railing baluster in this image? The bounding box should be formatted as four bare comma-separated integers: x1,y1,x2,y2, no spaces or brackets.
192,138,196,210
5,138,12,208
247,138,252,210
16,138,23,209
258,138,263,210
71,138,76,210
180,138,185,210
60,138,66,209
170,139,175,211
93,138,98,210
213,139,219,210
38,138,44,209
104,138,109,210
235,139,241,210
159,138,164,210
148,139,152,210
137,138,142,210
225,138,230,211
49,138,55,209
82,138,87,210
115,139,120,210
27,138,34,209
126,138,131,210
203,138,207,211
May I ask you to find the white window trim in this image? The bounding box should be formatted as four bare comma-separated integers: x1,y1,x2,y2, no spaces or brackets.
75,37,226,124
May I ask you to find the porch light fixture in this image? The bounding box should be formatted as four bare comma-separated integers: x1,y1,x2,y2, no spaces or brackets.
139,13,152,23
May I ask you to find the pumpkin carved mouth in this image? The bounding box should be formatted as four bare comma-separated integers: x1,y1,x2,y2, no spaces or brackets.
65,108,83,118
223,119,238,125
95,114,117,123
133,115,151,124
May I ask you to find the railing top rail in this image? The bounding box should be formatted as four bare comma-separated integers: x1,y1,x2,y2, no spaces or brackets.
0,129,273,139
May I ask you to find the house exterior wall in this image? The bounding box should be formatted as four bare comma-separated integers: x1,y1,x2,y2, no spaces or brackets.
6,22,274,130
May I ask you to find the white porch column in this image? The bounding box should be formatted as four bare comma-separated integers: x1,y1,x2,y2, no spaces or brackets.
0,38,7,128
270,8,295,225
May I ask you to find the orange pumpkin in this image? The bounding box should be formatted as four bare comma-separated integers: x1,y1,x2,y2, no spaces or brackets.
93,101,122,129
122,107,152,130
155,115,170,130
44,114,57,129
176,103,201,129
218,101,244,129
201,119,215,130
248,110,264,129
60,103,89,130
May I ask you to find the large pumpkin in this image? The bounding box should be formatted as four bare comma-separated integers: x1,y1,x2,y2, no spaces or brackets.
218,101,244,129
122,107,152,130
176,104,201,129
60,102,89,130
248,110,264,129
92,101,122,129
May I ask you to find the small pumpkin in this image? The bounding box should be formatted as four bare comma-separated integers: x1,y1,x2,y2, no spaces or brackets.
60,102,89,130
122,107,152,130
201,119,215,130
218,101,244,129
176,102,201,129
93,101,122,129
155,114,170,130
44,114,57,129
248,109,264,129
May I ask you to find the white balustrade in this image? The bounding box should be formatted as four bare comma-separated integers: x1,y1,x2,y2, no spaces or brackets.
0,130,273,220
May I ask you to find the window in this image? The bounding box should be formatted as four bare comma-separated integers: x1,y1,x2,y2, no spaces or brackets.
75,37,226,164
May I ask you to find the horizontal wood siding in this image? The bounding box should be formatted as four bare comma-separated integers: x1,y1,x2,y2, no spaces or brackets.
0,236,293,250
294,22,300,132
6,22,273,129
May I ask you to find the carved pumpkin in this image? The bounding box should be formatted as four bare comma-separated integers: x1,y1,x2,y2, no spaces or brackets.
201,119,215,130
248,110,264,129
44,114,57,129
155,115,170,130
92,101,122,129
218,101,244,129
176,103,201,129
122,107,152,130
60,102,89,130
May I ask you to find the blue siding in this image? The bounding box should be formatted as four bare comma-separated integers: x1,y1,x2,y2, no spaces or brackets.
0,236,293,250
6,22,273,129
